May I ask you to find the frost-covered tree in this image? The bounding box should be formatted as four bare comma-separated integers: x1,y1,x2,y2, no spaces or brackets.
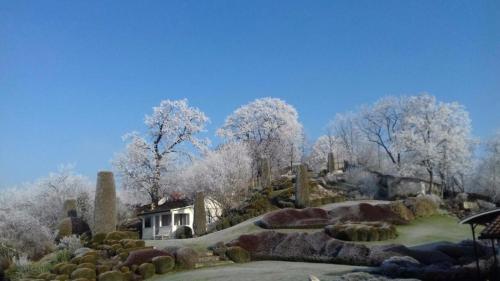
358,96,405,169
0,166,94,259
327,94,474,197
113,99,209,205
398,94,473,194
182,142,252,212
308,135,335,172
217,97,303,175
469,131,500,201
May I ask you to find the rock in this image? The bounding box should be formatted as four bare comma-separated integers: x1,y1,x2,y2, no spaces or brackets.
225,246,250,263
70,268,96,280
98,270,124,281
105,231,139,241
58,264,77,275
325,222,397,242
151,256,174,274
37,272,57,280
122,248,171,267
295,164,310,208
79,254,97,264
335,243,371,265
77,263,96,270
258,208,331,229
137,263,155,279
209,242,227,258
477,199,496,210
381,255,421,269
94,171,117,234
54,274,69,281
96,265,112,275
174,247,198,269
120,239,145,249
57,218,73,238
92,233,107,244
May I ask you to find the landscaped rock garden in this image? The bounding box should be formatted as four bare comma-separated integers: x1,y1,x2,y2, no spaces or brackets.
5,231,208,281
222,229,493,281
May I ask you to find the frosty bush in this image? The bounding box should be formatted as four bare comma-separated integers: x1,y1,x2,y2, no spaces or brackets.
0,166,93,259
57,235,82,255
345,168,379,198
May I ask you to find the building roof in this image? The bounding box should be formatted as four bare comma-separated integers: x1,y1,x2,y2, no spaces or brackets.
137,199,193,216
459,208,500,225
479,214,500,240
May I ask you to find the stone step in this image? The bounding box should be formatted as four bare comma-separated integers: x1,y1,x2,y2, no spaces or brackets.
194,260,234,269
197,255,221,263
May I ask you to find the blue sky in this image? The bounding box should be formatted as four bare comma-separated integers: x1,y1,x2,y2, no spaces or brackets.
1,0,499,187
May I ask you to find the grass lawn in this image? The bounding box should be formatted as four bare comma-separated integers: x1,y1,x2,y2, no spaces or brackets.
148,261,369,281
366,214,474,247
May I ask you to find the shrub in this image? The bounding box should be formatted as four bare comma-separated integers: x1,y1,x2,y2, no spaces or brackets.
325,222,397,242
173,226,193,239
404,196,439,218
57,235,83,255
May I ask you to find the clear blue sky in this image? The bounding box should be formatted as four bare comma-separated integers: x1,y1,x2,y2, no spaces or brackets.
1,1,499,187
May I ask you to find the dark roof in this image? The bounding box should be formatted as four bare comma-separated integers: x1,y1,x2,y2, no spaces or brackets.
137,199,193,216
480,214,500,239
459,208,500,225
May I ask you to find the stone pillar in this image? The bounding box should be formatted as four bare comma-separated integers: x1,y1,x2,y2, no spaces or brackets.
327,152,335,173
258,157,271,189
294,163,310,208
193,191,207,236
63,199,77,217
94,171,117,234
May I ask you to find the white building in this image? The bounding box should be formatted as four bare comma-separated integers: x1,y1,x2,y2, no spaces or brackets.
137,198,222,240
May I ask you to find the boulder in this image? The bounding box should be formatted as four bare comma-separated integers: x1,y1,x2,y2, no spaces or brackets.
105,231,139,241
58,263,77,275
98,270,124,281
258,208,331,229
74,248,93,258
71,268,96,280
122,248,171,267
54,274,69,281
225,246,250,263
96,265,112,275
325,222,397,242
137,263,155,279
151,256,174,274
77,263,96,270
56,217,91,240
174,247,198,269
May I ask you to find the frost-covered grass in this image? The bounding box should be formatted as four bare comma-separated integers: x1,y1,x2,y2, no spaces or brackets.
367,214,473,246
147,202,472,251
149,261,369,281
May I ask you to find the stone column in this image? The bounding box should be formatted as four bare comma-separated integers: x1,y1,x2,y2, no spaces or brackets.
258,157,271,189
93,171,117,234
63,199,77,217
193,191,207,236
294,163,310,208
327,152,335,173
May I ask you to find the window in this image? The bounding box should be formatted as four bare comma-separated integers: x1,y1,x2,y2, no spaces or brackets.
161,214,171,226
174,214,190,226
144,217,151,228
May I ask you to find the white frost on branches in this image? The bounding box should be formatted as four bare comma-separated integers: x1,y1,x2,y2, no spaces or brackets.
113,99,209,205
217,97,304,174
182,142,253,212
